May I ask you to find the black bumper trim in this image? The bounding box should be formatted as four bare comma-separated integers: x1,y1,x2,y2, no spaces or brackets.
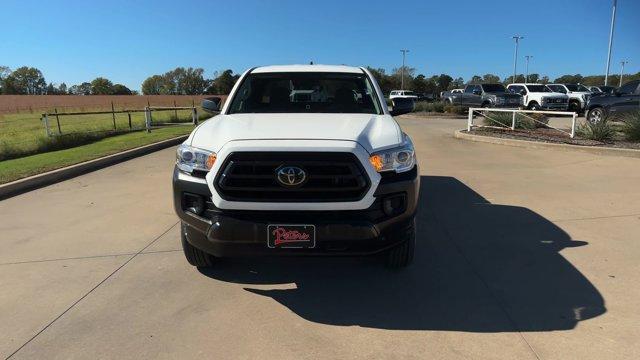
173,165,419,257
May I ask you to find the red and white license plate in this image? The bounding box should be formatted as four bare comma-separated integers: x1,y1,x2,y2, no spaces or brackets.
267,224,316,249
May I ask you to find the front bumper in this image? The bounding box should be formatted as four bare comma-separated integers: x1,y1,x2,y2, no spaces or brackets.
173,166,420,257
541,103,569,110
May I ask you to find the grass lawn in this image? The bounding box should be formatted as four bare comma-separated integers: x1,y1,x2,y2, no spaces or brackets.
0,107,208,159
0,126,191,184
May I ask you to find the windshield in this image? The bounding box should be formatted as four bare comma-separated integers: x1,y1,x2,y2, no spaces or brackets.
566,84,590,92
227,72,381,114
526,85,552,92
482,84,506,92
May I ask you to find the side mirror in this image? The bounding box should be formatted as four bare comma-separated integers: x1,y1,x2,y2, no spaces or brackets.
519,89,526,95
202,97,222,113
390,98,414,116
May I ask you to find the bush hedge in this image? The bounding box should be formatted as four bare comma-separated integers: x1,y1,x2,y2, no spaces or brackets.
621,111,640,141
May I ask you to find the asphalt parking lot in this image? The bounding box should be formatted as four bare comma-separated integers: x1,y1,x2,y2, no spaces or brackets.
1,115,639,359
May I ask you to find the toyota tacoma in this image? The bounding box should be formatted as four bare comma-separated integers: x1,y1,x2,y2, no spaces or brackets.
173,65,419,268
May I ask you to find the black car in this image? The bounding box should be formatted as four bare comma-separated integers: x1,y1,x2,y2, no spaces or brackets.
586,80,640,123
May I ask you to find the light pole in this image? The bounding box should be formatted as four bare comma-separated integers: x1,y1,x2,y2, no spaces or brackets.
619,60,629,87
525,55,533,83
400,49,409,90
605,0,617,86
512,35,524,83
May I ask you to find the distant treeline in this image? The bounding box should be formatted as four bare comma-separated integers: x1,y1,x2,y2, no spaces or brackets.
1,64,638,96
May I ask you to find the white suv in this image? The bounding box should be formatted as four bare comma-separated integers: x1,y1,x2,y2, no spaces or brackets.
546,84,592,113
174,65,419,268
389,90,418,100
507,83,569,111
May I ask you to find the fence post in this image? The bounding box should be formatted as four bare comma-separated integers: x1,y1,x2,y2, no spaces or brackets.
174,100,178,120
145,106,151,133
192,106,198,126
111,102,117,130
467,108,473,131
128,112,132,130
511,111,516,130
54,108,62,134
147,99,152,123
571,112,577,138
42,114,52,137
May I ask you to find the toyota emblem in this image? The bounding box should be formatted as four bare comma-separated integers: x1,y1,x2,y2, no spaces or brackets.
276,166,307,187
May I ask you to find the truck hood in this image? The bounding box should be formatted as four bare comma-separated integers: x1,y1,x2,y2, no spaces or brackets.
530,92,568,98
188,113,402,154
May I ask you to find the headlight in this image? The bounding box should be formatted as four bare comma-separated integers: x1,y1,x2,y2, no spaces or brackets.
176,144,216,174
369,134,416,173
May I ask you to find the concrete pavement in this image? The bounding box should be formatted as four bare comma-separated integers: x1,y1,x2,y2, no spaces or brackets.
1,116,639,359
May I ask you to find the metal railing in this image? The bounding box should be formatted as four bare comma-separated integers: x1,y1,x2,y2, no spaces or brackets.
41,105,199,136
467,108,579,138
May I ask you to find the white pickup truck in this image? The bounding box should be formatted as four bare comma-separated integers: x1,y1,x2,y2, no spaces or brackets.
507,83,569,111
546,84,592,113
173,65,419,269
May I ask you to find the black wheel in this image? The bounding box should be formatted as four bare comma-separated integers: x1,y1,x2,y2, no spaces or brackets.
385,219,416,269
528,102,541,111
587,107,605,124
481,102,491,108
181,222,216,267
445,99,452,105
568,100,581,113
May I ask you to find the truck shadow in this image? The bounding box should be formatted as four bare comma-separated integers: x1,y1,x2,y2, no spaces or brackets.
199,176,606,332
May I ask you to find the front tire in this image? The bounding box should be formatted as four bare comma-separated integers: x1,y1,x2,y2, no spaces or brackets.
528,102,541,111
181,222,216,267
587,107,605,124
568,100,581,114
386,219,416,269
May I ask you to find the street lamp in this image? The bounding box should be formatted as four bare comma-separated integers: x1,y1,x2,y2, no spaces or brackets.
605,0,617,86
400,49,409,90
619,60,629,87
512,35,524,83
525,55,533,83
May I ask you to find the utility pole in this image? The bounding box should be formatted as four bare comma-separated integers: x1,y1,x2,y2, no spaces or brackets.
512,35,524,83
525,55,533,83
619,60,629,87
605,0,617,86
400,49,409,90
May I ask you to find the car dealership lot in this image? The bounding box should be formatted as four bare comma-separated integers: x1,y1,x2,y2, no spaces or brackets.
1,116,639,359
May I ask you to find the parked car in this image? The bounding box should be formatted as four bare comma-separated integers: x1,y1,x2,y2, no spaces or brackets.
586,80,640,123
546,84,592,113
389,90,418,100
442,83,522,108
506,83,569,111
440,89,463,99
174,65,419,269
589,85,617,96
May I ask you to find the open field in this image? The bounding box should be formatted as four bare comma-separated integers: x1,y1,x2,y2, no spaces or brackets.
0,126,192,184
0,107,207,160
0,95,227,114
1,116,639,359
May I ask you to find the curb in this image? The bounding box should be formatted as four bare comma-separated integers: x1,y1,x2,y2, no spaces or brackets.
454,130,640,158
0,135,188,200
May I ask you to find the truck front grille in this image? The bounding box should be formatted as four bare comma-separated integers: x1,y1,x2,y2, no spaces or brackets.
214,152,371,202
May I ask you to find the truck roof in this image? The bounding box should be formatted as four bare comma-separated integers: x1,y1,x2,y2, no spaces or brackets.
251,64,363,74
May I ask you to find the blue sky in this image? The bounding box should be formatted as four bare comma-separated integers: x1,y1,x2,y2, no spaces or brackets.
2,0,638,90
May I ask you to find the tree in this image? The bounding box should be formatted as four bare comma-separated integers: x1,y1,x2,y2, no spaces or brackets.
176,67,209,95
58,83,67,94
208,69,240,94
90,77,114,94
482,74,500,83
411,74,428,93
112,83,133,95
2,66,46,94
436,74,453,92
0,66,10,94
141,75,169,95
470,75,483,84
554,74,584,84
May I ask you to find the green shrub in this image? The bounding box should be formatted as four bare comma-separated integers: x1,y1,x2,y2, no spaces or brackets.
413,101,445,113
576,119,614,141
621,111,640,141
481,112,548,129
444,105,466,115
